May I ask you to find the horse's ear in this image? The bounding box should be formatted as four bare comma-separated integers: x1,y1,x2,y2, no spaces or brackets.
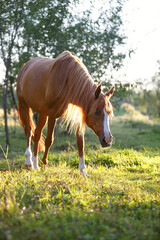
95,85,101,99
105,86,115,99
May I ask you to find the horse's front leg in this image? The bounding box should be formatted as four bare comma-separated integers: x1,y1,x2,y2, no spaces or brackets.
33,115,47,169
76,130,89,177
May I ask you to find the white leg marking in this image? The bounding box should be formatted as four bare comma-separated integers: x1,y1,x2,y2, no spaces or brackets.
25,147,34,169
79,156,85,169
32,155,39,170
79,156,89,177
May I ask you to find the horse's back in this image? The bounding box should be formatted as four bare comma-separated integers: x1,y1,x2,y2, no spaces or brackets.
17,57,54,87
17,57,55,114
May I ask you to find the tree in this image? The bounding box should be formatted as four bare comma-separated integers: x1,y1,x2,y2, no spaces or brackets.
0,0,79,147
19,0,126,79
0,0,25,146
0,0,127,147
66,0,126,79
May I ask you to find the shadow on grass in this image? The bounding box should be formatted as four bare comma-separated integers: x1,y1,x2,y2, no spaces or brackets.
0,199,160,240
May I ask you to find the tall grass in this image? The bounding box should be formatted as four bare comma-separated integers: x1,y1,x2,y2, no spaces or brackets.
0,105,160,239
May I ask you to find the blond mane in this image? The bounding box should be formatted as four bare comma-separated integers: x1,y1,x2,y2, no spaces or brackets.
51,51,96,134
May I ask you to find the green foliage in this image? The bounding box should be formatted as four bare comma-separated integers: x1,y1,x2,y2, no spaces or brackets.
104,82,132,108
0,0,25,62
0,0,127,146
1,0,127,79
65,0,126,78
0,111,160,239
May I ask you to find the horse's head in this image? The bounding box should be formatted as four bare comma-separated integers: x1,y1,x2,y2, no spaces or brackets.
86,85,114,148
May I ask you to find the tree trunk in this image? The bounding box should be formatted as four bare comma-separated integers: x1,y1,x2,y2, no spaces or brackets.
10,79,17,110
3,67,10,147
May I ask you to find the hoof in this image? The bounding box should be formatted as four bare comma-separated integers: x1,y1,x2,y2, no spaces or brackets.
41,159,48,165
34,165,40,170
80,169,90,178
25,164,34,170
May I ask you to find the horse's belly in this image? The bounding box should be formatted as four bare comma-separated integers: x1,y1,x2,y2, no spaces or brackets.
24,94,48,114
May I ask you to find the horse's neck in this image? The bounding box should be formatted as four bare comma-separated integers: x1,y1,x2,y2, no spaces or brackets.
71,82,96,118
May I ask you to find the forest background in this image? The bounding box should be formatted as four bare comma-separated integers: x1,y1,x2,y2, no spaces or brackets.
0,0,160,147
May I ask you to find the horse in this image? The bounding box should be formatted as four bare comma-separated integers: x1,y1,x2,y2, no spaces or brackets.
16,51,114,176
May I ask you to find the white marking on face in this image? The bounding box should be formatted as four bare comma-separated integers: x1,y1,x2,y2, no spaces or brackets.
103,108,111,139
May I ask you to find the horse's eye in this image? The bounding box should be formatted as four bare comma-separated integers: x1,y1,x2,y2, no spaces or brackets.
95,108,101,116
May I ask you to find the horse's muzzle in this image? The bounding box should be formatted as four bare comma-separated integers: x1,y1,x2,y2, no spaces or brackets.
99,135,113,148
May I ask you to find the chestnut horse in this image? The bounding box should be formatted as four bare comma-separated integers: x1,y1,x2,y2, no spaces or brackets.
17,51,114,176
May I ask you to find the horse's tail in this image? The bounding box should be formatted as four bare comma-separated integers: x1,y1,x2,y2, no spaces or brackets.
17,97,45,152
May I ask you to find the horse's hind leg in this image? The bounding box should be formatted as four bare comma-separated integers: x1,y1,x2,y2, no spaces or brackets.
33,115,47,169
25,131,33,169
42,114,56,165
24,113,34,169
18,96,35,169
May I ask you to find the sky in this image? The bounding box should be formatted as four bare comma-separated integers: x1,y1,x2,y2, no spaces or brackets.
0,0,160,84
120,0,160,82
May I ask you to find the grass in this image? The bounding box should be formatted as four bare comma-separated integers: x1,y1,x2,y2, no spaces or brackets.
0,105,160,239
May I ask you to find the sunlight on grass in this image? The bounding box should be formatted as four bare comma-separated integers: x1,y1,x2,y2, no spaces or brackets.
0,105,160,239
0,159,160,239
120,103,152,122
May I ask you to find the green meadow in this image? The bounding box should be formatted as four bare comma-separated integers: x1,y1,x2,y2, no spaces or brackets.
0,104,160,240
